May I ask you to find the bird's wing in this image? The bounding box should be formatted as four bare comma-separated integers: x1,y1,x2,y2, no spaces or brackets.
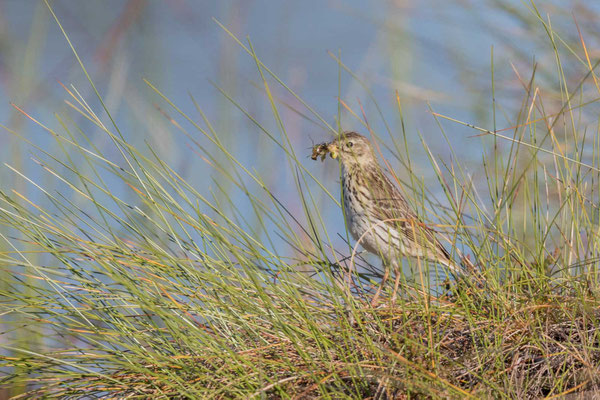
367,170,452,262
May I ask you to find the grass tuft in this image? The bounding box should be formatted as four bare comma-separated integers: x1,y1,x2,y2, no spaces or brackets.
2,1,600,398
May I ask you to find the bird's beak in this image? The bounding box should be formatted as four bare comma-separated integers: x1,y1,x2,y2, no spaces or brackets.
327,142,339,159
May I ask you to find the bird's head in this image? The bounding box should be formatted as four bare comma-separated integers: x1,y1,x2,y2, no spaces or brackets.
327,131,375,167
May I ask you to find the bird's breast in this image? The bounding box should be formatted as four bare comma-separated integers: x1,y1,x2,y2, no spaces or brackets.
341,172,371,236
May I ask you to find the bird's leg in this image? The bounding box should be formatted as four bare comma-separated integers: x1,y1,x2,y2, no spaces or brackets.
390,262,401,305
370,262,390,307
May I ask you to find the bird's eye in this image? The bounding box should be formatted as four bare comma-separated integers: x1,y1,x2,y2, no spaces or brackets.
347,141,353,148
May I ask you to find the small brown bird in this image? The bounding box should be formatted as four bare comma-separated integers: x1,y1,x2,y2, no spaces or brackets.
321,131,460,304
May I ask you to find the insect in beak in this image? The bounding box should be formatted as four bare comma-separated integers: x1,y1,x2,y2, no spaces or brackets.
310,141,339,161
311,142,329,161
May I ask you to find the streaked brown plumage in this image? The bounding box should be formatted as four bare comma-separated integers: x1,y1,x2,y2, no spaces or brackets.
324,131,460,304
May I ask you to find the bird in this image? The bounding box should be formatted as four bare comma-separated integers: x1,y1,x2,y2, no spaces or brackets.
321,131,461,305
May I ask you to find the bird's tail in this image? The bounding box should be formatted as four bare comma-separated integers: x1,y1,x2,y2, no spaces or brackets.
435,237,474,276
